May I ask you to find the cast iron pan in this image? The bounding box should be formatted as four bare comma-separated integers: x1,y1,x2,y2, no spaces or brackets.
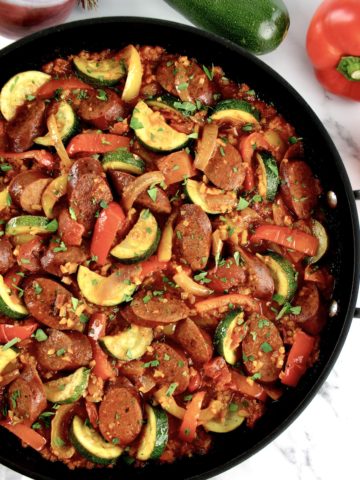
0,17,359,480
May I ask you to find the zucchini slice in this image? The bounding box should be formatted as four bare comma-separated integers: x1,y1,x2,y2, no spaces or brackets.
41,174,68,219
214,309,247,365
70,415,122,465
0,70,50,120
102,148,145,174
35,101,78,146
204,405,245,433
308,219,328,264
50,404,76,460
136,405,168,461
211,99,260,126
100,325,153,360
185,179,237,214
110,209,160,263
73,56,125,87
256,151,279,202
0,348,18,373
258,251,297,305
146,95,195,117
44,367,90,404
6,216,58,235
0,274,28,319
0,187,10,211
130,100,189,153
120,45,143,102
77,266,137,307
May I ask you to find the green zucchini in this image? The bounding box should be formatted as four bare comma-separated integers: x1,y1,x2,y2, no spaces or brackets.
73,56,126,87
130,100,189,153
204,404,245,433
164,0,290,55
211,99,260,125
0,70,51,120
6,216,58,236
0,274,28,319
110,209,160,263
44,367,90,404
99,325,153,360
308,219,328,264
214,309,247,365
35,101,78,146
136,405,168,460
70,415,122,465
146,95,196,117
0,348,18,373
50,404,76,459
77,266,137,307
256,151,279,201
185,179,237,214
102,148,145,174
258,251,297,305
0,187,10,212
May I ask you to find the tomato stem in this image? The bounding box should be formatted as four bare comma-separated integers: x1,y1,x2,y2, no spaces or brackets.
337,56,360,81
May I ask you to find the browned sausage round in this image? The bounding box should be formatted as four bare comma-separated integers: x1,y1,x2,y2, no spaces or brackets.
242,315,284,382
175,204,212,271
77,88,126,130
99,387,143,445
173,318,213,364
207,257,247,293
24,277,81,330
239,248,274,300
9,171,51,214
7,365,47,423
290,283,326,335
130,292,190,325
280,159,321,219
0,238,15,274
67,157,104,195
204,144,245,191
108,171,171,214
36,329,92,371
40,245,87,276
17,237,44,273
144,342,189,394
6,100,46,152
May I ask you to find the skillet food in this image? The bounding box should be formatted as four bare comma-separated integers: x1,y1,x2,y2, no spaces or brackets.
0,44,334,469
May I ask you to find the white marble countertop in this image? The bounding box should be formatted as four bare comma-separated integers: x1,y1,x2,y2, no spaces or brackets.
0,1,359,480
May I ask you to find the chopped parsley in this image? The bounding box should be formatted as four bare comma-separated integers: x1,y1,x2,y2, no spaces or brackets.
143,360,160,368
34,328,48,342
130,117,144,130
2,337,21,351
56,348,67,357
96,89,108,101
69,206,77,221
166,383,178,397
260,342,273,353
177,82,189,91
202,64,214,81
147,185,157,202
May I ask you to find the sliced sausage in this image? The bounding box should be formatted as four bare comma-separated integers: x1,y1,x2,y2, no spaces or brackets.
41,245,87,276
239,248,274,300
7,364,47,423
99,387,143,445
58,208,85,246
242,315,284,382
17,237,44,273
6,100,46,152
175,204,212,270
9,171,51,214
173,318,213,364
67,157,104,195
0,119,8,150
290,283,326,335
36,329,92,371
129,292,190,325
77,88,126,130
156,55,178,97
205,144,245,191
0,238,15,274
280,159,321,219
207,258,247,293
108,171,171,214
144,342,189,394
24,277,81,331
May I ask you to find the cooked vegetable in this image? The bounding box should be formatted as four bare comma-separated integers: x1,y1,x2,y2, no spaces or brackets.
211,99,260,125
308,219,328,264
185,179,237,214
121,171,165,211
204,405,245,433
35,101,78,146
102,148,145,174
258,252,297,305
0,274,28,319
256,151,279,201
136,405,169,460
50,404,76,459
73,56,125,87
44,367,90,404
100,325,153,360
0,348,18,374
41,174,68,219
280,331,315,387
214,309,246,365
119,44,143,102
6,216,58,236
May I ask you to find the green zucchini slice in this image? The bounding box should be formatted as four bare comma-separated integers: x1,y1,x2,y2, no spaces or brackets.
130,100,189,153
99,325,153,360
0,70,50,120
0,274,28,319
73,56,126,87
0,348,18,373
258,251,297,305
146,94,196,117
256,151,279,201
204,405,245,433
211,99,260,125
44,367,90,404
214,309,247,365
35,101,78,146
136,405,168,460
110,209,160,263
6,216,58,236
185,179,237,214
102,148,145,174
70,415,122,465
308,219,328,264
50,404,76,459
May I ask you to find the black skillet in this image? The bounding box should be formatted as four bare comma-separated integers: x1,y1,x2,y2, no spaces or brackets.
0,17,359,480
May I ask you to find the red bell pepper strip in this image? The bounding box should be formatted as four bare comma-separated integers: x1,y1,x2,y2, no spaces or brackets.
90,202,126,266
306,0,360,101
0,421,46,451
0,321,38,343
138,256,169,280
0,150,54,168
88,313,113,381
85,401,99,429
179,391,206,442
280,331,315,387
66,133,130,157
251,224,319,256
229,371,267,402
239,133,272,191
36,78,93,99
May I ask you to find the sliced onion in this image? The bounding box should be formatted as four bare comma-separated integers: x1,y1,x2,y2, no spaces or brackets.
194,123,219,171
122,171,165,211
211,229,223,267
47,114,72,171
158,213,176,262
173,269,213,297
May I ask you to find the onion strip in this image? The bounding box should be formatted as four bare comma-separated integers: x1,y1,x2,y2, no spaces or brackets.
194,123,218,171
47,114,72,172
173,269,213,297
122,171,165,211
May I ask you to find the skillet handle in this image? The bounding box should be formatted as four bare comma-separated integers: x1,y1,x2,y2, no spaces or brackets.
353,191,360,318
354,309,360,318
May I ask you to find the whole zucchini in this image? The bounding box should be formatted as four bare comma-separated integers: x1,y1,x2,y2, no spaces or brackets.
164,0,290,55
